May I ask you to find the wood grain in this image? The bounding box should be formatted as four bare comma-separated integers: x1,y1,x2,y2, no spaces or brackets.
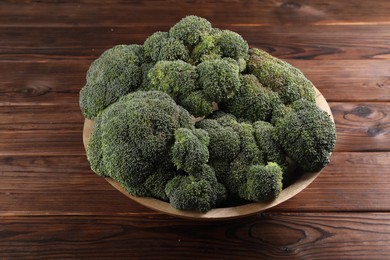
0,0,389,257
0,152,389,215
0,25,388,61
1,0,389,27
0,213,388,259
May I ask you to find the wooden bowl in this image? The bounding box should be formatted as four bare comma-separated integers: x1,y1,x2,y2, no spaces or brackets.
82,87,334,220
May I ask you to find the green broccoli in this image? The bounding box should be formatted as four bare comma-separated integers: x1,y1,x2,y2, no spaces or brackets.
274,99,336,172
169,15,213,47
219,74,282,122
178,91,214,117
171,128,209,174
145,60,197,98
247,48,316,104
165,165,227,212
86,91,193,196
81,15,336,212
79,44,143,119
241,162,283,201
197,59,241,102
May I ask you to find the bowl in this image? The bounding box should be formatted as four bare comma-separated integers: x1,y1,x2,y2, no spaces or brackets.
82,87,333,220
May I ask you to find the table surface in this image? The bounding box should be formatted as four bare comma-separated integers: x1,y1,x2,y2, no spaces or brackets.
1,1,390,259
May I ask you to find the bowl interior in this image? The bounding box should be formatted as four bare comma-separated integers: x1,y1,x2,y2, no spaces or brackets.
82,87,334,220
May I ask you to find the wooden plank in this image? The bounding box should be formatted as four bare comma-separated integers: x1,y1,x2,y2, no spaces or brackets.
0,25,389,61
0,152,389,214
0,213,388,259
0,60,389,106
330,102,390,152
0,0,389,27
0,131,84,156
0,105,83,131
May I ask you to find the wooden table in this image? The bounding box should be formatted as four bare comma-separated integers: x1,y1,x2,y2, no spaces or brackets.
1,1,389,259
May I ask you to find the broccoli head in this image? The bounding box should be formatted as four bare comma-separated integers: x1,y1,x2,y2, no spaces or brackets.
169,15,213,47
219,74,282,122
79,44,143,119
145,60,197,98
274,99,336,172
86,91,193,195
197,59,241,102
241,162,283,201
165,164,227,212
171,128,210,174
178,91,214,117
217,30,249,61
247,48,316,105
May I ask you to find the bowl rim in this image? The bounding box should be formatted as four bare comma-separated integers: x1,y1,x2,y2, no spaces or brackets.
82,87,334,220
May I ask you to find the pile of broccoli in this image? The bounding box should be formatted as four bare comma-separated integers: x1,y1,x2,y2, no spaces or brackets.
80,15,336,212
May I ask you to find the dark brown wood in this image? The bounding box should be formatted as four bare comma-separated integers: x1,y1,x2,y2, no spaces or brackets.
1,25,389,61
0,153,389,215
0,0,389,258
1,0,389,27
0,213,388,259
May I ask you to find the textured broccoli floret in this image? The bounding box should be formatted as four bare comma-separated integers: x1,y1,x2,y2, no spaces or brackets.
197,59,240,102
241,162,283,201
247,48,316,104
192,34,222,64
143,170,177,201
143,31,169,61
178,91,214,117
169,15,213,47
145,60,197,98
220,74,282,122
224,122,263,195
196,119,241,161
165,174,226,212
86,91,193,195
217,30,249,60
274,99,336,172
252,121,286,167
171,128,209,174
79,44,143,119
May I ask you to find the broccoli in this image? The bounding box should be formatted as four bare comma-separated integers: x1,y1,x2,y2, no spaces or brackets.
86,91,193,195
241,162,283,201
274,99,336,172
219,74,282,122
79,44,143,119
169,15,212,47
171,128,209,174
197,59,241,102
81,15,336,213
165,165,227,212
145,60,197,98
247,48,316,104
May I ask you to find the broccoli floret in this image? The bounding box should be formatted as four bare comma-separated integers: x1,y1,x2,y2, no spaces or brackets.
220,74,282,122
274,99,336,172
192,34,222,64
196,119,241,161
252,121,286,167
241,162,283,201
86,91,193,195
145,60,197,98
79,44,143,119
164,164,227,212
143,170,177,201
247,48,316,104
171,128,209,174
218,30,249,60
143,31,169,61
178,91,214,117
197,59,241,102
169,15,213,47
